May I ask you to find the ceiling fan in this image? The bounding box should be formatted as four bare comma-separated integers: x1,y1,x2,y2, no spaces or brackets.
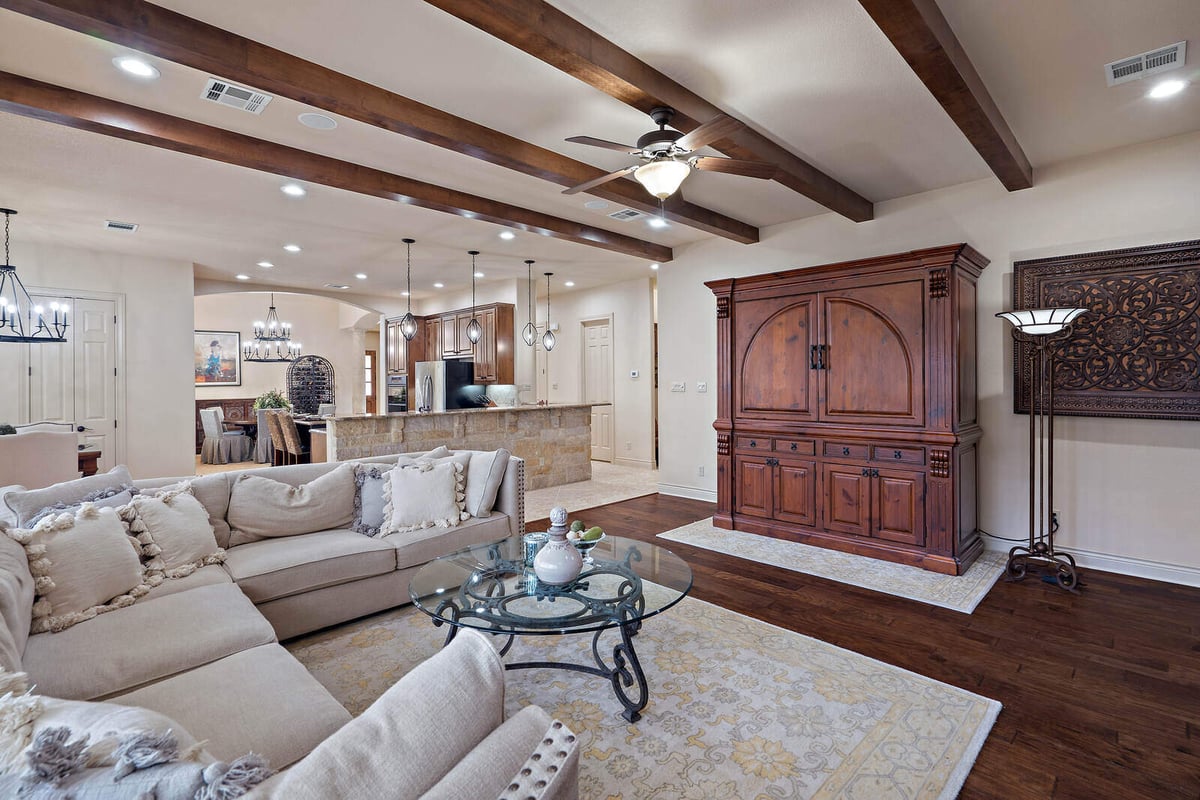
563,106,777,200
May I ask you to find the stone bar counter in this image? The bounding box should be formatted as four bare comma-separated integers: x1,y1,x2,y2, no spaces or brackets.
324,404,594,490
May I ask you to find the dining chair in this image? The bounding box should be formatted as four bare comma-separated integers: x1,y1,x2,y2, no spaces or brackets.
0,430,80,489
317,403,336,417
264,410,288,467
254,408,274,463
199,408,252,464
275,411,310,465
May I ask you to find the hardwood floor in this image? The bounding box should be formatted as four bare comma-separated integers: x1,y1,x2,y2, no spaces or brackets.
531,494,1200,800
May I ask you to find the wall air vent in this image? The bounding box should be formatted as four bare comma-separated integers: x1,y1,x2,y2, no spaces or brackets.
104,220,138,232
607,208,645,221
201,77,273,114
1105,41,1187,86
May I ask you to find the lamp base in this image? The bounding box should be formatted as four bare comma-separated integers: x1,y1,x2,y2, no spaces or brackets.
1006,541,1081,592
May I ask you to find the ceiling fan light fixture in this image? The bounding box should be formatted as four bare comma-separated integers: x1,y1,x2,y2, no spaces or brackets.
634,159,690,199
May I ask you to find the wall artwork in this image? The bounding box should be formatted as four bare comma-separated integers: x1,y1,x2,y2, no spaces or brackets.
1012,238,1200,421
194,330,242,386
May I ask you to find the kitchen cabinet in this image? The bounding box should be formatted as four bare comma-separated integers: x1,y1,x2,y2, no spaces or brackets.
424,316,443,362
709,244,986,575
423,303,515,384
385,316,423,377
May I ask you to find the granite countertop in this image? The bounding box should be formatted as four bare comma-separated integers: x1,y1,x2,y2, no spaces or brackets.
328,403,596,422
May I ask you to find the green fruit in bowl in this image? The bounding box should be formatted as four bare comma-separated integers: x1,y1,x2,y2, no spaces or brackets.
570,520,585,533
582,527,604,541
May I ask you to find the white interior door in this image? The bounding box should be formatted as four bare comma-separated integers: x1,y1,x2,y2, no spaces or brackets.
582,318,614,462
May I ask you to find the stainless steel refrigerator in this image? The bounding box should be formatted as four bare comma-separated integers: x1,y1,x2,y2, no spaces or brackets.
412,360,479,412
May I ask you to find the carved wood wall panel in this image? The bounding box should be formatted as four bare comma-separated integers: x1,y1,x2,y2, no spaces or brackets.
1013,239,1200,420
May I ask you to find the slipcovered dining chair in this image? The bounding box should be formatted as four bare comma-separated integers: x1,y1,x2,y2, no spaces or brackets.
264,410,288,467
275,411,310,465
199,407,252,465
317,403,336,417
254,408,275,463
0,430,79,490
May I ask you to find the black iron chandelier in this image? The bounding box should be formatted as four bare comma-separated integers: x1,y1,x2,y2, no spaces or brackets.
243,293,301,362
0,209,69,343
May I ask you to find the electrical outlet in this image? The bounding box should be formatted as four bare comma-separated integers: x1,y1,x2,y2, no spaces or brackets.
551,383,558,390
630,369,639,379
625,441,632,451
697,465,705,477
670,381,686,392
696,381,708,393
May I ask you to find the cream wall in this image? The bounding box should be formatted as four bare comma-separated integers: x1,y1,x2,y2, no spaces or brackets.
658,130,1200,580
1,242,195,478
545,277,656,468
194,292,370,414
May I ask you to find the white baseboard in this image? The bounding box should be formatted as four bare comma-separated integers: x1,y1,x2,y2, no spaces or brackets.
982,536,1200,587
613,457,655,469
657,483,717,503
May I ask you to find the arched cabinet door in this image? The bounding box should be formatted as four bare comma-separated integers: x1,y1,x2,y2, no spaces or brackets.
734,295,818,421
820,280,926,426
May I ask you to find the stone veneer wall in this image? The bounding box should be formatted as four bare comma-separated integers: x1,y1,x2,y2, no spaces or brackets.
327,406,592,490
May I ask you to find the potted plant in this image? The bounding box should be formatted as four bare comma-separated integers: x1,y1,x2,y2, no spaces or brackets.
253,389,292,410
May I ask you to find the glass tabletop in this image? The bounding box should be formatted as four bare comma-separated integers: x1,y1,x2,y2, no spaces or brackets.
409,535,693,636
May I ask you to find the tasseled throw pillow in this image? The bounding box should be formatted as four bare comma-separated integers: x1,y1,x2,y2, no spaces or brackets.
381,461,469,534
118,487,225,581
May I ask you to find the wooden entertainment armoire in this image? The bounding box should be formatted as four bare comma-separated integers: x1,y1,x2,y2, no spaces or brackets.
706,244,987,575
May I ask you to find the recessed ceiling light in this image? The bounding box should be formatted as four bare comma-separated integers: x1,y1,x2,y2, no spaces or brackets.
280,182,306,197
584,200,609,210
256,261,274,268
650,263,659,270
647,218,668,229
1148,79,1187,99
112,56,159,79
498,231,516,240
297,112,338,130
474,271,485,278
355,273,367,280
433,282,444,289
235,274,250,281
324,283,350,290
283,244,302,253
564,281,575,287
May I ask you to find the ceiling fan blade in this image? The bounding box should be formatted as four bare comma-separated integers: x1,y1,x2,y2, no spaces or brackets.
562,165,639,195
565,135,640,154
675,115,743,152
691,156,777,179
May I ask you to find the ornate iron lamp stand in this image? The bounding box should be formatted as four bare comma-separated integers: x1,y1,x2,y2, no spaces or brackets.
997,307,1087,592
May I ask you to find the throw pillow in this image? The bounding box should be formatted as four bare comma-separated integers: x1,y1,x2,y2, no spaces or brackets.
352,465,391,537
382,461,469,534
136,474,233,550
226,463,356,546
121,488,224,580
24,485,137,528
5,505,149,634
463,449,511,518
4,467,135,527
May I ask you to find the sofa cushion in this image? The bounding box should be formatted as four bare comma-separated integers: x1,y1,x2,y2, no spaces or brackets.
114,643,352,770
4,466,134,527
138,564,232,602
387,513,513,571
124,489,224,578
422,705,555,800
227,463,356,547
0,533,34,672
221,530,396,604
382,460,469,535
135,474,232,549
259,629,504,799
463,448,511,518
21,583,275,700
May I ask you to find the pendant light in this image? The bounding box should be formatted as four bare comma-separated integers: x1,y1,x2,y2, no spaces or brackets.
521,259,537,346
465,250,482,344
244,293,301,362
0,209,69,343
399,238,418,341
541,272,556,352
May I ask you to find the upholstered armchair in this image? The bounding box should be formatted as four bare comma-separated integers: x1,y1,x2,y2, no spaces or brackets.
199,407,252,464
0,430,79,489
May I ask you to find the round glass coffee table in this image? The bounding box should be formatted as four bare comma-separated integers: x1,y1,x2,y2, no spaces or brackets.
410,534,693,722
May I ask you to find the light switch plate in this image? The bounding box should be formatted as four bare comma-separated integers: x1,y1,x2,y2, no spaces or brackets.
696,381,708,393
670,381,686,392
630,369,639,379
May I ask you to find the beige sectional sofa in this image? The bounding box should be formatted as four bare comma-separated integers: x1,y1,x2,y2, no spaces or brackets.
0,451,579,799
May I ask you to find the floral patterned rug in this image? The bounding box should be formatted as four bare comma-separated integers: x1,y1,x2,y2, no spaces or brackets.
658,519,1007,613
286,592,1000,799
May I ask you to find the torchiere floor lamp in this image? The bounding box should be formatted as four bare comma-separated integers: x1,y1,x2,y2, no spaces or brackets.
996,307,1088,592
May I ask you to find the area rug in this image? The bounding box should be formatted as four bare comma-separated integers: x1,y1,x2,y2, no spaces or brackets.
286,593,1000,799
657,518,1006,614
525,461,659,523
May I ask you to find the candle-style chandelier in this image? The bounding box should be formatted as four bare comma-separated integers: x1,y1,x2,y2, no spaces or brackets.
243,293,301,362
0,209,69,343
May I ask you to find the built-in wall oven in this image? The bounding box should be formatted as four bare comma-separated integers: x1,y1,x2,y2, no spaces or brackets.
386,375,407,413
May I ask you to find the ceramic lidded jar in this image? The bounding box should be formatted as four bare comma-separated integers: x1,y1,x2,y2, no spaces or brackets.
533,506,583,585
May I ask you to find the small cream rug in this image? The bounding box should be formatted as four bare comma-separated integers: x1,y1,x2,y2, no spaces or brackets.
658,519,1006,614
287,594,999,799
525,461,659,523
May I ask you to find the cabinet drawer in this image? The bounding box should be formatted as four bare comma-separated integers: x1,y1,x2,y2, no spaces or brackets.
871,445,925,465
736,436,769,451
823,441,869,460
774,438,815,456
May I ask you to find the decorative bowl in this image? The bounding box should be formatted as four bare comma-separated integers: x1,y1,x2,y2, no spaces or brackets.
571,531,606,562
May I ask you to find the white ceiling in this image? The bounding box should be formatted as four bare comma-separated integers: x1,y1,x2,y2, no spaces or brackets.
0,0,1196,300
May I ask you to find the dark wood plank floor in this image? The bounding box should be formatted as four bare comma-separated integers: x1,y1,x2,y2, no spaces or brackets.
531,494,1200,800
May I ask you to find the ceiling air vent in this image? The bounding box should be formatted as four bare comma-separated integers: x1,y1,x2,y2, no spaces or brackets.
104,220,138,233
201,78,273,114
324,283,350,290
608,208,645,222
1105,41,1187,86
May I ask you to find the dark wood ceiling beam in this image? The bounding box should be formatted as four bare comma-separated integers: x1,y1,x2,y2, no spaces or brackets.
0,72,672,262
0,0,757,244
856,0,1033,190
423,0,874,223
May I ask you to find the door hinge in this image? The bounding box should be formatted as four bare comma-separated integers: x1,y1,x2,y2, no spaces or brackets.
114,419,118,429
28,366,32,377
113,367,117,377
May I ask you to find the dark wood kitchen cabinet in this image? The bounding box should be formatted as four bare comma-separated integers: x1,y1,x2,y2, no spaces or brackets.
708,244,987,575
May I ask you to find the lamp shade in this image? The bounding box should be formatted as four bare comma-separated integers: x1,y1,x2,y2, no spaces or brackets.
633,159,690,199
996,308,1087,336
398,312,418,341
541,329,556,352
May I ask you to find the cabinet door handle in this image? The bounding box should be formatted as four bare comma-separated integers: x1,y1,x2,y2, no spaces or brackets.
820,344,830,371
842,446,850,456
766,457,778,467
810,345,819,370
861,468,869,477
749,440,757,448
790,443,798,451
893,450,902,459
871,469,880,478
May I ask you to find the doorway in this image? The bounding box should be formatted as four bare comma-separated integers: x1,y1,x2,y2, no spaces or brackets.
581,316,614,462
364,349,377,415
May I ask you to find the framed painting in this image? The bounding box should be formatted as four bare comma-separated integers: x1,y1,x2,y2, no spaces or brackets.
194,330,242,386
1012,238,1200,421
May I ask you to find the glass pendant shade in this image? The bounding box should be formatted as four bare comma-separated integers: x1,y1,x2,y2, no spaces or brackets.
401,238,417,340
633,159,691,199
996,308,1087,336
541,329,556,352
466,317,482,343
522,259,537,347
0,209,68,344
521,322,537,346
541,271,555,352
